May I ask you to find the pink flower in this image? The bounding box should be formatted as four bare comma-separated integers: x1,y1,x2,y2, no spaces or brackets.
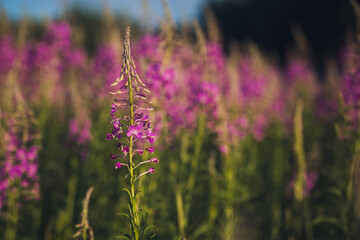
115,162,122,169
127,125,143,139
146,129,155,143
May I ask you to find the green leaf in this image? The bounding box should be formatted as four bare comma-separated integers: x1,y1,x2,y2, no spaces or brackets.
141,225,158,240
124,234,133,240
312,216,342,229
115,212,134,226
112,235,132,240
328,187,343,198
135,187,142,197
121,188,132,200
188,224,208,239
141,211,148,222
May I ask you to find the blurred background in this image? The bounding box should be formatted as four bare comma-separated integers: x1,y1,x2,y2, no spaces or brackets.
1,0,360,239
2,0,357,70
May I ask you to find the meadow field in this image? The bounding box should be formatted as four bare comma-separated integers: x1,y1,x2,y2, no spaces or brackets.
1,2,360,240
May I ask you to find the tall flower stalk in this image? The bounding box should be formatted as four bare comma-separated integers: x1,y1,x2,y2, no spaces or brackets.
292,99,313,240
338,39,360,239
73,187,94,240
108,26,157,240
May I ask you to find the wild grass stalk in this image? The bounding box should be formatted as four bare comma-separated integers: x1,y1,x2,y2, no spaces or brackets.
269,124,287,240
0,21,40,238
292,99,313,240
172,113,206,239
53,156,78,240
73,186,94,240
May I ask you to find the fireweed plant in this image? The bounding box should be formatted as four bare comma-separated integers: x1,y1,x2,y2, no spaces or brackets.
0,114,40,240
0,79,40,240
107,26,158,240
291,100,313,240
337,41,360,239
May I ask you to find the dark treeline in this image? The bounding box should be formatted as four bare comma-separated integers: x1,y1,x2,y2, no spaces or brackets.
202,0,358,74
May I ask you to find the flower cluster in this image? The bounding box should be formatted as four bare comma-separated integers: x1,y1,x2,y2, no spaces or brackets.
107,26,158,179
68,117,92,160
93,44,120,94
340,69,360,137
0,117,40,211
134,34,162,62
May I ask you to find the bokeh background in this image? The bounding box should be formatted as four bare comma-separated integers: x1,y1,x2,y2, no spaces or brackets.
1,0,360,239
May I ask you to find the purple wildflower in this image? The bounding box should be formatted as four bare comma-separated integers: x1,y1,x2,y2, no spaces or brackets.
44,22,71,49
150,158,159,163
0,36,16,75
127,125,143,139
108,26,158,176
93,44,120,94
285,59,314,84
0,117,40,213
287,171,319,198
145,129,155,143
134,149,144,156
115,162,122,169
340,68,360,138
67,117,92,160
122,146,130,155
146,147,154,153
135,34,162,61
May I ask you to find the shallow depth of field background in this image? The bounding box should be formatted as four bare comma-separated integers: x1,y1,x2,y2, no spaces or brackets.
1,0,360,239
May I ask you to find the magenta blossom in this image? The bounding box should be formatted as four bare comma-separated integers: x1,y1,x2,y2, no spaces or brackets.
150,158,159,163
107,26,158,176
115,162,122,169
123,145,130,155
287,171,319,198
145,129,155,143
0,118,40,213
127,125,143,139
146,147,154,153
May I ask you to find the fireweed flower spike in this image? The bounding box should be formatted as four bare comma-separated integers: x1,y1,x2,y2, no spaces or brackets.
107,26,158,240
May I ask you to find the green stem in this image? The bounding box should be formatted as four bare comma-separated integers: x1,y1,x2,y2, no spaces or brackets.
125,27,138,240
5,180,20,240
294,100,306,202
271,124,285,240
182,113,206,238
175,186,186,238
293,99,313,240
82,226,86,240
54,157,78,240
207,152,219,239
303,199,313,240
223,147,236,240
344,139,360,239
184,113,205,212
